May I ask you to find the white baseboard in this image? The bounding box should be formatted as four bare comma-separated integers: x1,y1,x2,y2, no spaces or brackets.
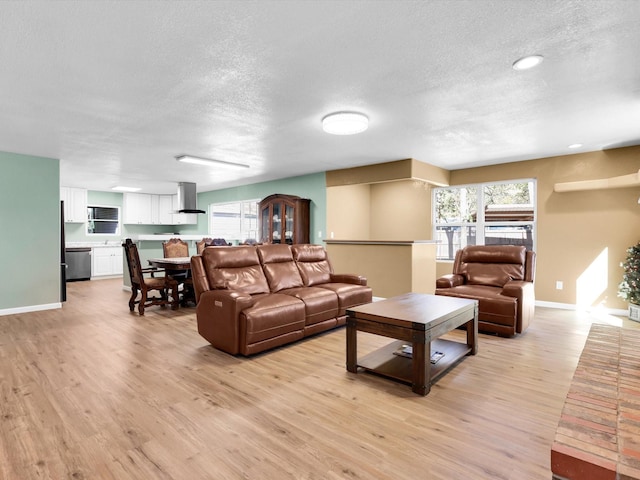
0,302,62,317
535,300,628,317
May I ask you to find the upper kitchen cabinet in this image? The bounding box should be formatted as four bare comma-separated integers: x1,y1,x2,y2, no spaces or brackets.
123,193,195,225
123,193,152,224
259,194,310,244
60,187,88,223
156,195,174,225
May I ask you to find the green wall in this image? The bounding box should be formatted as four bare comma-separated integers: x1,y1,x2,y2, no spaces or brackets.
195,172,327,244
0,151,60,311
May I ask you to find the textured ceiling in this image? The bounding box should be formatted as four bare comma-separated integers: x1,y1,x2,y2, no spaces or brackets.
1,0,640,194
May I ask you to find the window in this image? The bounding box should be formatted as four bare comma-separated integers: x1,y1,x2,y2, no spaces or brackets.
433,180,536,260
209,199,259,243
87,205,120,235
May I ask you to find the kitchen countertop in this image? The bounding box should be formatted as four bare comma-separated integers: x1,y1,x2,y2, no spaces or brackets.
66,241,122,248
126,235,205,242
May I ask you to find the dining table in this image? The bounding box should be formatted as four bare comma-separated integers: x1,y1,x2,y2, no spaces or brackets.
147,256,191,271
147,257,194,306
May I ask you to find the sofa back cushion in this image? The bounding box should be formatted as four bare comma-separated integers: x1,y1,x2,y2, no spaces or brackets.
201,246,270,295
457,245,526,287
291,244,333,286
256,244,304,292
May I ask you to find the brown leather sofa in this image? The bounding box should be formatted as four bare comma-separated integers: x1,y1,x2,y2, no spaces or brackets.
190,244,373,355
435,245,536,336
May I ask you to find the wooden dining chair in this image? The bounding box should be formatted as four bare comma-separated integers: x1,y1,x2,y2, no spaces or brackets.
122,238,178,315
162,238,194,305
196,238,213,254
162,238,189,257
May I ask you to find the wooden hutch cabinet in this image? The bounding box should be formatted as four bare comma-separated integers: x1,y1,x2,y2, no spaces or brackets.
259,194,310,244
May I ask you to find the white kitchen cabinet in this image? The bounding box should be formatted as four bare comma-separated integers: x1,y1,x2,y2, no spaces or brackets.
60,187,88,223
151,195,173,225
124,193,177,225
172,194,198,225
123,193,153,224
91,247,123,277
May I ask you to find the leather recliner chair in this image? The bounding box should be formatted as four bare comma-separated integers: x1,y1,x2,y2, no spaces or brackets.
435,245,536,336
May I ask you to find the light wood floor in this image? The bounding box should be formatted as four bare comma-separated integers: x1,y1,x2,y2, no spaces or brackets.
1,279,638,480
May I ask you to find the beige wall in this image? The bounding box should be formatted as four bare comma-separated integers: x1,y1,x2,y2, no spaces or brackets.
442,147,640,310
326,243,437,298
326,184,371,239
326,158,441,241
370,180,432,240
327,150,639,309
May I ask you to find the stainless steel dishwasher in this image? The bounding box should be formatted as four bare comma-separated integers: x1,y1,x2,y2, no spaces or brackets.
65,247,92,281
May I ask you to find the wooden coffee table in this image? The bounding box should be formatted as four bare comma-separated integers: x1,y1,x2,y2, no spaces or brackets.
346,293,478,396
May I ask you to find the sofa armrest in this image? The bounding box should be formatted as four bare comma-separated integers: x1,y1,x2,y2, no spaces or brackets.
436,274,465,288
330,273,368,286
196,289,255,355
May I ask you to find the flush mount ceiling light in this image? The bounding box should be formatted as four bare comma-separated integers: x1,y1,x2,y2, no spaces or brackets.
175,155,250,169
512,54,544,71
112,186,141,192
322,112,369,135
568,143,583,149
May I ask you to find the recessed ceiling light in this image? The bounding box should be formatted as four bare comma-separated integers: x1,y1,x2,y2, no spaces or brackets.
512,55,544,71
322,112,369,135
175,155,250,168
568,143,583,149
112,186,141,192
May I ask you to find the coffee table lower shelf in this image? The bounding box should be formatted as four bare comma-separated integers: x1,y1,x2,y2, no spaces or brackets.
357,338,471,386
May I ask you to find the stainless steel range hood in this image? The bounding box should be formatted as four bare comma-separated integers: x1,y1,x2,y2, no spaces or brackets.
177,182,205,214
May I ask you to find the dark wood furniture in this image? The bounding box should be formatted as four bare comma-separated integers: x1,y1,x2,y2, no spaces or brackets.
346,292,478,396
162,238,189,258
122,239,178,315
162,238,193,301
196,238,230,254
148,256,194,306
259,193,310,244
148,257,191,270
196,238,212,254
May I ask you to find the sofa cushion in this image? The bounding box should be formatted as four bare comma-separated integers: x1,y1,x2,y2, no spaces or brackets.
257,244,304,292
280,287,339,325
202,246,270,295
317,282,374,316
240,293,306,345
292,244,332,286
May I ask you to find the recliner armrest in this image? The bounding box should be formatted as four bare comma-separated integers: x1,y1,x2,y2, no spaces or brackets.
330,273,367,286
501,280,533,299
436,274,465,288
501,280,535,334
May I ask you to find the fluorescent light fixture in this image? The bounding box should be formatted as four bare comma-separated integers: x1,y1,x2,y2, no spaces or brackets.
568,143,583,149
512,55,544,71
112,186,141,192
175,155,250,169
322,112,369,135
